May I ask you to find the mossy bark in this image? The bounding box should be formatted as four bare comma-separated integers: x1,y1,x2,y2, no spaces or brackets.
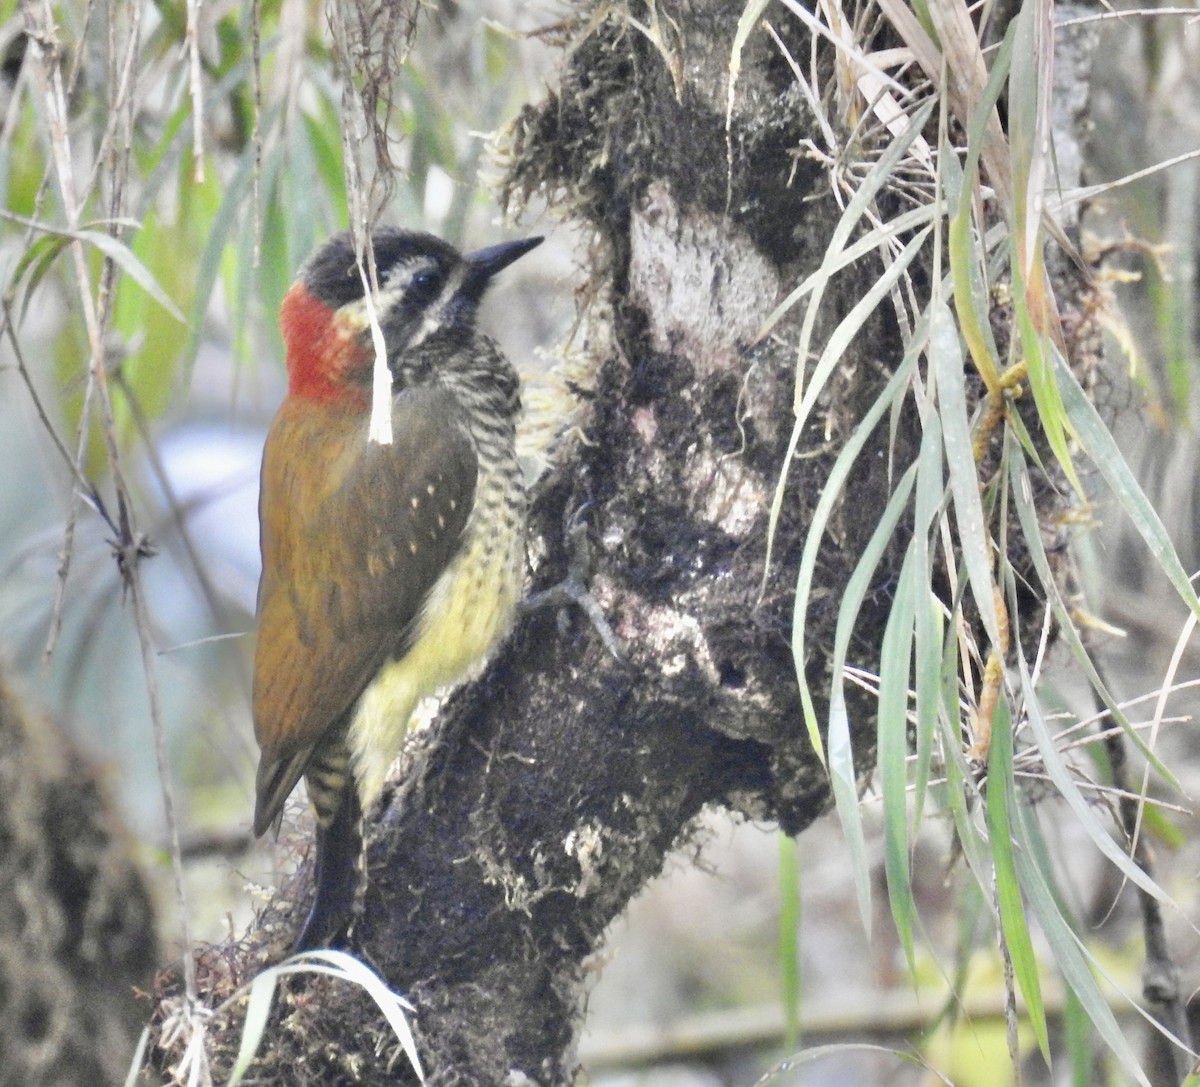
0,676,158,1087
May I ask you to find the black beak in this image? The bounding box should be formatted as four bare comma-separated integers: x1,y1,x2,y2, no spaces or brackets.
462,236,543,297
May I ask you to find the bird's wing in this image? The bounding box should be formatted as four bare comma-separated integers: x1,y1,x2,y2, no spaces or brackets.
251,386,478,835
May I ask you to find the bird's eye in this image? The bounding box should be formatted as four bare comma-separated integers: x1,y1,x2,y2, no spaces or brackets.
408,268,440,301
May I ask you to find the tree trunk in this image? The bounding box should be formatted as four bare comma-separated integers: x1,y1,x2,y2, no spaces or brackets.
154,3,1101,1084
0,674,158,1087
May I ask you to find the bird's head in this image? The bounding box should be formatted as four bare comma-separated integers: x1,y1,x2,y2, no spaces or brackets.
278,228,543,406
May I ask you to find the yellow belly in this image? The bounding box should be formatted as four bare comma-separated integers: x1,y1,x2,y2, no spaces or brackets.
346,523,522,809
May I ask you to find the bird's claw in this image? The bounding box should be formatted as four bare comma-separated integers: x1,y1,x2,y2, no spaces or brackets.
524,502,625,660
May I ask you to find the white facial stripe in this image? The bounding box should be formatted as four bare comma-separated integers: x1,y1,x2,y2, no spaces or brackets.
407,265,467,350
332,258,466,352
333,265,428,323
382,255,438,290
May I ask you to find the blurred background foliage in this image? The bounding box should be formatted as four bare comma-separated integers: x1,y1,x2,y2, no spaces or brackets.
0,0,1198,1084
0,0,569,986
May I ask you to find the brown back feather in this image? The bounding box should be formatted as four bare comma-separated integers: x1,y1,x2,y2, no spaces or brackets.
251,385,477,834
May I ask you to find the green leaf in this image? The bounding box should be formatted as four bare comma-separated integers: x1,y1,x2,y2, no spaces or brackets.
112,211,186,429
930,300,1000,644
1054,348,1200,621
945,144,1001,392
1015,650,1172,905
879,542,919,969
1006,440,1178,787
911,412,946,826
935,696,992,893
761,202,939,338
227,969,279,1086
827,694,871,935
792,344,921,762
78,226,186,323
758,1042,929,1085
6,233,69,323
985,697,1051,1062
960,19,1017,192
4,215,185,324
1063,986,1093,1087
793,231,931,433
762,96,937,586
1012,267,1083,495
177,137,260,379
829,458,918,936
302,107,349,222
1012,802,1151,1086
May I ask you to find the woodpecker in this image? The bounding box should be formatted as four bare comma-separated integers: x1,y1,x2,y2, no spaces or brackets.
252,227,541,952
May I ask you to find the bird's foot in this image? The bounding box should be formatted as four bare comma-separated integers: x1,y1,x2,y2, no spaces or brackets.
523,502,625,660
291,898,353,956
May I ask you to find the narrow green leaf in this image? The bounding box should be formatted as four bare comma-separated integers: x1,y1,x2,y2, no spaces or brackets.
302,107,349,220
179,144,256,380
879,545,918,969
911,412,946,825
761,201,939,336
908,0,937,41
1140,802,1185,849
788,224,933,600
985,696,1051,1062
285,112,321,254
1063,986,1093,1087
6,231,61,289
758,1041,930,1084
770,225,931,606
1007,0,1055,277
791,346,920,761
1054,348,1200,621
1012,267,1083,495
795,227,933,435
8,234,69,323
762,98,936,588
945,146,1001,391
1015,654,1172,905
257,155,303,330
1007,442,1178,787
935,691,992,896
133,94,193,200
5,221,184,324
74,227,186,323
1012,802,1152,1086
930,300,1000,644
112,210,187,428
960,19,1017,190
227,969,280,1086
827,693,871,935
828,459,919,935
1003,398,1045,467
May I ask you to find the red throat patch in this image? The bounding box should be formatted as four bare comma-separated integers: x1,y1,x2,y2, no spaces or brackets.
279,283,371,407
